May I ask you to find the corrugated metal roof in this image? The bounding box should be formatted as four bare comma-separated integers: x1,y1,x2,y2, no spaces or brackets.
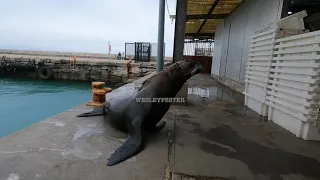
185,0,243,38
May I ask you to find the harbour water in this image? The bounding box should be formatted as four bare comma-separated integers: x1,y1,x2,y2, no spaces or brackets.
0,78,113,138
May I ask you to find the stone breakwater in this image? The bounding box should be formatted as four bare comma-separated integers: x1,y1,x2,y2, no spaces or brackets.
0,49,117,60
0,55,157,83
0,49,173,61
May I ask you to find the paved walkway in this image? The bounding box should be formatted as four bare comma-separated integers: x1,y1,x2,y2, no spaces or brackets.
167,75,320,180
0,74,320,180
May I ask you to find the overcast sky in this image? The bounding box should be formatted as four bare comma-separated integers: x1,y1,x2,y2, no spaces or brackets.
0,0,176,56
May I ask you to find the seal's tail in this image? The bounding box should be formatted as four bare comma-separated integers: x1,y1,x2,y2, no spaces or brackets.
76,109,105,117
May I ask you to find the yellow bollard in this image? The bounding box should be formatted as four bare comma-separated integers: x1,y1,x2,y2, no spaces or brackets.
86,82,112,107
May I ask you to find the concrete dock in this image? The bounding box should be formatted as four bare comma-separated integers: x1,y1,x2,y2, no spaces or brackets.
1,74,320,180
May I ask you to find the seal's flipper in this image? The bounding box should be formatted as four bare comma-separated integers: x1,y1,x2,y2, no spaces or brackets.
155,121,166,131
76,109,104,117
146,121,166,132
106,118,144,166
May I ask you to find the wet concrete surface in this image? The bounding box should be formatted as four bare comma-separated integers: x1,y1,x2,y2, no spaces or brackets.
197,126,320,179
168,74,320,180
1,73,320,180
0,73,169,180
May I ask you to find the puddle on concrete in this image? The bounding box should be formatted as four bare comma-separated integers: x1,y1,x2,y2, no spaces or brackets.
221,104,268,121
174,172,232,180
188,84,244,105
187,83,265,120
72,126,103,141
73,127,93,140
5,173,19,180
194,125,320,179
177,118,200,128
43,121,66,127
188,87,210,99
61,148,103,160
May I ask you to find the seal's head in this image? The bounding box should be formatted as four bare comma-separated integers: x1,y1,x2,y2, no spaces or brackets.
137,60,204,93
167,60,204,80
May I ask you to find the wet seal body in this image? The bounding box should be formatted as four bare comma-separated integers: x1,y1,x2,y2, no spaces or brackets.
77,61,203,166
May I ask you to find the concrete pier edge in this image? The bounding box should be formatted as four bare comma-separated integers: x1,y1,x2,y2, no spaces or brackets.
1,73,320,180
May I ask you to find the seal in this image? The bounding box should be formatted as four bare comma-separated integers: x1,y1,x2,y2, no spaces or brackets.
77,61,203,166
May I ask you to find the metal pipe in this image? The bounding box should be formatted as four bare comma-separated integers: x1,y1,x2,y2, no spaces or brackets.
157,0,165,72
172,0,188,63
108,41,111,61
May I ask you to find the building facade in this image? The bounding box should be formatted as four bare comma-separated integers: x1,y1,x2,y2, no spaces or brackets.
211,0,286,92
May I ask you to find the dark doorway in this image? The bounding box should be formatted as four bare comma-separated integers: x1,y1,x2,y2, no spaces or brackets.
287,0,320,31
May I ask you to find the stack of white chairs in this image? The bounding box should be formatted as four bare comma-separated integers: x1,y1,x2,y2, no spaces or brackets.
244,26,278,116
244,10,320,141
266,30,320,141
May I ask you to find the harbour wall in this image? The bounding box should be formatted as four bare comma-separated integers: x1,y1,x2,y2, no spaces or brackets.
0,49,173,61
0,55,158,83
0,49,118,60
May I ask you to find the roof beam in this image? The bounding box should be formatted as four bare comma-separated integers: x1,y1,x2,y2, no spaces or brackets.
185,33,215,38
170,13,228,21
196,0,221,33
187,13,228,20
185,39,214,43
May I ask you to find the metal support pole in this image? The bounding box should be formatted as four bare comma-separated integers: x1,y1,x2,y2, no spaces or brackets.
157,0,165,72
172,0,188,63
108,41,111,62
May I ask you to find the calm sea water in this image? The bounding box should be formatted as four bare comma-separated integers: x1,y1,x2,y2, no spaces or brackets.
0,78,110,138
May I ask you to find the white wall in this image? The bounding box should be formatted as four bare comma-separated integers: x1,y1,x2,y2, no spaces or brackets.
211,0,284,82
211,20,224,76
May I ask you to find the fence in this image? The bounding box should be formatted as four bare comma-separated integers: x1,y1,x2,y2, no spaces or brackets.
183,39,214,56
125,42,166,61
